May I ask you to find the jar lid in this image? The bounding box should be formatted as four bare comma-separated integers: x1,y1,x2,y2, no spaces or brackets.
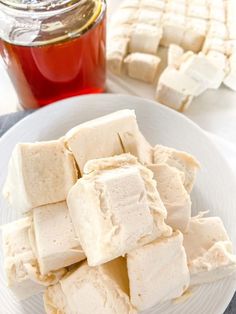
0,0,105,46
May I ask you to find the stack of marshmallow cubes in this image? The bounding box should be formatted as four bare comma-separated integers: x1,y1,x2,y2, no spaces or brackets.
1,110,236,314
107,0,236,111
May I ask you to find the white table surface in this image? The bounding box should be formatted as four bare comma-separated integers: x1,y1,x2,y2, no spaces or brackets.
0,0,236,169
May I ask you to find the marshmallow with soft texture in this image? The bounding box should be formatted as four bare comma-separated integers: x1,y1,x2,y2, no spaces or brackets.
183,214,236,286
2,217,66,300
180,53,225,90
155,67,201,112
153,144,200,193
107,38,129,75
65,110,153,173
160,14,186,47
127,231,190,311
167,44,184,68
3,139,77,213
187,4,209,20
136,9,163,26
207,21,228,40
67,154,172,266
181,28,205,53
205,50,227,88
129,23,163,54
31,202,85,275
110,8,138,26
124,52,161,83
202,37,226,54
148,163,191,232
44,258,137,314
165,2,186,15
159,55,208,96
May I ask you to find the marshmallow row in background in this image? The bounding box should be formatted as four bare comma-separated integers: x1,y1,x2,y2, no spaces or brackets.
1,110,236,314
107,0,236,111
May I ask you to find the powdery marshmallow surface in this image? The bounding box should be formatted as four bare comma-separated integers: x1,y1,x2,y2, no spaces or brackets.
183,214,236,286
32,202,85,275
2,217,66,300
3,139,78,213
67,154,171,266
65,109,152,173
127,231,190,311
148,163,191,232
44,258,136,314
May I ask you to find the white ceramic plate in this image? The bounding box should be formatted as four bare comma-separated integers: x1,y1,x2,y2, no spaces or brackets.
0,94,235,314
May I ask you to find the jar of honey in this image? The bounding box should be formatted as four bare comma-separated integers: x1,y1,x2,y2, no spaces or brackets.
0,0,106,109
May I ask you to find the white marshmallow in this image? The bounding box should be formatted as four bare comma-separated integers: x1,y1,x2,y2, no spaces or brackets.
187,4,209,20
205,50,227,88
107,38,129,75
67,154,171,266
107,24,132,40
161,14,186,47
155,67,202,111
167,44,184,68
183,214,236,286
165,2,186,15
181,29,205,53
124,52,161,83
3,139,77,213
32,202,85,275
44,258,136,314
207,21,228,40
153,144,200,193
127,231,190,311
202,37,226,54
65,110,152,173
129,23,163,54
180,53,226,90
148,163,191,232
209,6,225,23
110,8,138,26
2,217,65,300
186,17,208,35
136,9,163,26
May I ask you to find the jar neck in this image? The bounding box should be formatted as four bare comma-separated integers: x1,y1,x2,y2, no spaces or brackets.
0,0,106,46
0,0,80,12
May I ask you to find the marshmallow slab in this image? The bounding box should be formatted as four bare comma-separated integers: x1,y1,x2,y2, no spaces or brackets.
127,231,190,311
167,44,184,68
32,202,85,275
153,144,200,193
65,110,152,173
148,163,191,232
124,52,161,83
183,214,236,286
180,53,225,91
129,23,162,54
107,38,129,75
67,154,171,266
44,258,136,314
2,217,65,300
155,67,202,111
3,139,77,213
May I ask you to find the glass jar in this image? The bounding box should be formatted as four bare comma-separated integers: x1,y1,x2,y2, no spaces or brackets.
0,0,106,109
